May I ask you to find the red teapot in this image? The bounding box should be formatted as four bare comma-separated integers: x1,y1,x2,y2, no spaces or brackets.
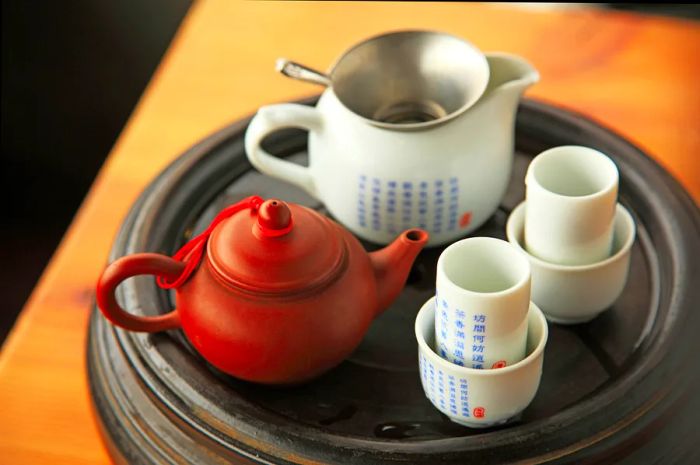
97,196,428,384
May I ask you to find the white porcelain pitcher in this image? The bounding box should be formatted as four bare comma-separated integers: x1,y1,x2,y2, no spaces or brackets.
245,31,539,246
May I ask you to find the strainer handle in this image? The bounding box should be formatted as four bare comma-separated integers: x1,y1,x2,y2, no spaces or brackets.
245,104,322,197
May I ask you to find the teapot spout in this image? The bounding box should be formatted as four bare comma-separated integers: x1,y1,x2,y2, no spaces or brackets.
369,229,429,314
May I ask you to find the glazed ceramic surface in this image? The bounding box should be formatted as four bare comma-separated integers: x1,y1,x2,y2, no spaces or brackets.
416,297,548,428
525,146,619,265
246,53,538,246
508,202,635,324
435,237,530,368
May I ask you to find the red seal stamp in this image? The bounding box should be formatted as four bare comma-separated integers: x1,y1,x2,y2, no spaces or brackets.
492,360,507,369
473,407,485,418
459,212,472,229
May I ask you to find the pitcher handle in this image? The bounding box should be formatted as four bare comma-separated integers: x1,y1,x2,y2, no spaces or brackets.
96,253,185,332
245,103,322,197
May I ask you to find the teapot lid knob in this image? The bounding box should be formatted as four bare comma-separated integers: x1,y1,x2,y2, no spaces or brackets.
257,199,293,237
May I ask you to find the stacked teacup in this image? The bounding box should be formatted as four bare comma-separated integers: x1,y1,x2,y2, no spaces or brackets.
506,146,636,323
415,237,549,427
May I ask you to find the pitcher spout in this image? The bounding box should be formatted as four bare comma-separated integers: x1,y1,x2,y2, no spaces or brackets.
369,229,429,315
482,52,539,99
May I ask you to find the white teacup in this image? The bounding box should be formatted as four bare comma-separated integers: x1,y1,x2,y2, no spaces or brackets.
508,202,635,324
416,297,548,428
435,237,530,369
525,146,619,266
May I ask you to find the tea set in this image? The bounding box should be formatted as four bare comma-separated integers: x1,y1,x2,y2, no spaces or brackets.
96,30,636,428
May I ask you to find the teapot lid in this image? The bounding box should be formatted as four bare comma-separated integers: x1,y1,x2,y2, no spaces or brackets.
207,199,347,294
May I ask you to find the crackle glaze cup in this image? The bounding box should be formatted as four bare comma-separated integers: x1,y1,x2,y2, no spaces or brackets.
435,237,531,369
525,146,619,266
508,202,635,324
417,297,548,428
245,30,539,246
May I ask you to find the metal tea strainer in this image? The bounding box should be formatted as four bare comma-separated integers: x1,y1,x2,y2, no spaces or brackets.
277,30,490,130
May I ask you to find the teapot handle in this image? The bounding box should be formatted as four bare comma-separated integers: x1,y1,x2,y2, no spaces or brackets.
96,253,186,332
245,103,322,197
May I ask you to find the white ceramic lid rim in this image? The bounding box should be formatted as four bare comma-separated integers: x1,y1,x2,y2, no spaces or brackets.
525,145,620,202
415,297,548,377
436,237,531,298
507,201,636,272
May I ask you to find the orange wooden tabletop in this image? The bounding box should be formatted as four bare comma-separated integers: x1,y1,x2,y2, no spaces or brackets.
1,2,699,463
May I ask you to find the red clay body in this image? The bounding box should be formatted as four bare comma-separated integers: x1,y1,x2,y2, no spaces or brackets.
96,197,428,384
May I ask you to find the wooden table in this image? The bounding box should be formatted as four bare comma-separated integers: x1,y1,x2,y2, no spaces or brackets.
1,2,698,463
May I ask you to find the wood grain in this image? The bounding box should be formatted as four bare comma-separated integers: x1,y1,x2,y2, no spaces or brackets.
0,2,698,463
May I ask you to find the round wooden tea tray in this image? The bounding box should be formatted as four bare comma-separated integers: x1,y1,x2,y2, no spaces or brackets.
87,99,700,464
